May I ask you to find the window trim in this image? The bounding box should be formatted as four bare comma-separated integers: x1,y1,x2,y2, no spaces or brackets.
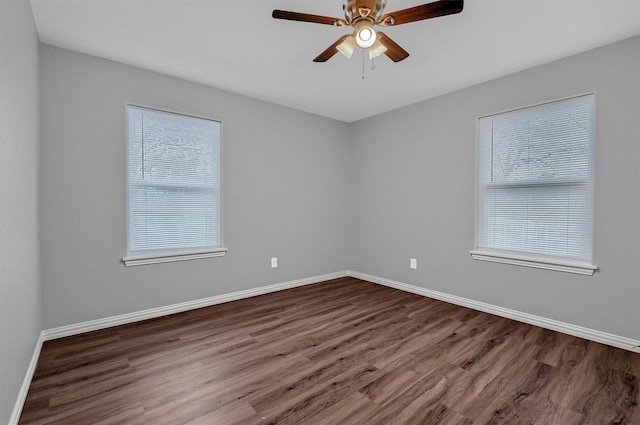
471,93,597,275
469,249,597,275
122,248,228,267
122,103,226,266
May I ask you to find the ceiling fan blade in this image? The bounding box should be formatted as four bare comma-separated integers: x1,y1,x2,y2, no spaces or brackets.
313,35,351,62
377,32,410,62
379,0,463,26
272,10,344,26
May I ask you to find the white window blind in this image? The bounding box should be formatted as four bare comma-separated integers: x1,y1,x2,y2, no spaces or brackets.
476,94,594,265
126,105,221,259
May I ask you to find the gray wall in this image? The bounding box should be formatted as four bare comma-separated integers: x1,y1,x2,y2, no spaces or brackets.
34,33,640,339
350,36,640,340
39,45,352,329
0,0,42,422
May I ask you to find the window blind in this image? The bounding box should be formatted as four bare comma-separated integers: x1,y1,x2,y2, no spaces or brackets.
127,105,221,256
477,94,594,261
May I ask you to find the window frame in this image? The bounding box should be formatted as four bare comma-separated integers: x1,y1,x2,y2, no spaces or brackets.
122,103,226,267
470,93,597,275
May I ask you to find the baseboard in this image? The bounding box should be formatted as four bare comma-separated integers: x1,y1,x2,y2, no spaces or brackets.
43,270,349,341
9,332,45,425
42,269,640,351
348,270,640,353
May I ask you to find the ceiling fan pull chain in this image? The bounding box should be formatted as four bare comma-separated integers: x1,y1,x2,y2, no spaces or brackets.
371,53,375,70
362,48,365,79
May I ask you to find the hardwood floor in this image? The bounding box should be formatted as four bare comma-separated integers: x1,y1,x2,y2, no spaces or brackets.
19,277,640,424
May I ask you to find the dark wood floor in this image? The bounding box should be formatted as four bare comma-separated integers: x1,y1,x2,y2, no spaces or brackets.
19,277,640,425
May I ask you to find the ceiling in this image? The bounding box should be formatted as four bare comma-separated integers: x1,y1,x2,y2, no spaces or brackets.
29,0,640,122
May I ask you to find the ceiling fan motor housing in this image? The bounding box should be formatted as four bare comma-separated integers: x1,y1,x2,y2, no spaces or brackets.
343,0,386,22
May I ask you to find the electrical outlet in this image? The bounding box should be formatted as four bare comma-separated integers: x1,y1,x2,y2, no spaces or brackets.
410,258,417,269
271,257,278,268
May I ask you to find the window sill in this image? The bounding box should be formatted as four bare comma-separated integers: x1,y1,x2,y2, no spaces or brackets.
122,248,228,267
469,250,597,276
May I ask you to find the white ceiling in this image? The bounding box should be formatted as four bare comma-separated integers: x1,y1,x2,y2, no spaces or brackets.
30,0,640,122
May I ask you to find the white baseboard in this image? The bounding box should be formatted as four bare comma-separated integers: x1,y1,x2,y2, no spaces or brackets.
42,271,349,341
348,270,640,353
9,332,45,425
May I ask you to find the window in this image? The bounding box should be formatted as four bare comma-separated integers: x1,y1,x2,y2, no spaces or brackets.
471,94,596,275
123,105,225,266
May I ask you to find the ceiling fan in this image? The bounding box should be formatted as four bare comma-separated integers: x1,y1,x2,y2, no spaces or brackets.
272,0,464,63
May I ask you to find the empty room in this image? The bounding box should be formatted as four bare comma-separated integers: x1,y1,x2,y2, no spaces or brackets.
1,0,639,424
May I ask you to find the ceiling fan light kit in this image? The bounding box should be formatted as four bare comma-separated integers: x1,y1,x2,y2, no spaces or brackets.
337,36,357,59
369,39,387,60
272,0,463,71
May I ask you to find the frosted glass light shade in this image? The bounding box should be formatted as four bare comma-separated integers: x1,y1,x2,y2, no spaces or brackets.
337,35,357,59
369,39,387,59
